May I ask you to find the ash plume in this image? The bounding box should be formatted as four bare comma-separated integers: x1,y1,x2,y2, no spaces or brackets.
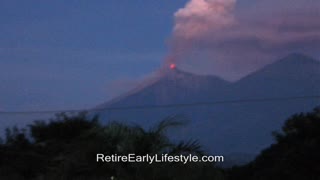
164,0,320,80
166,0,236,65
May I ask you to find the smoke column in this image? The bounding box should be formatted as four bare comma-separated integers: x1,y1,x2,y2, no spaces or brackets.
166,0,236,66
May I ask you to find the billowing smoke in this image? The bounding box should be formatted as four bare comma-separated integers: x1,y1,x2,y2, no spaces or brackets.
164,0,320,80
174,0,235,39
166,0,236,65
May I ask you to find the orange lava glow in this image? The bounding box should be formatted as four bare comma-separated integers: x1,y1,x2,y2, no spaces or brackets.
170,63,176,69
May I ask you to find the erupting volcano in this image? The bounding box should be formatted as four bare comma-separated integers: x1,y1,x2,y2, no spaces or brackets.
170,63,177,70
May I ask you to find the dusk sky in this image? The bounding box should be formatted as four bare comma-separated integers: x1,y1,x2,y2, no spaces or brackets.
1,0,320,111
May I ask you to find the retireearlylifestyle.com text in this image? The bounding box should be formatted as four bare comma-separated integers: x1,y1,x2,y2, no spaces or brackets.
97,154,224,164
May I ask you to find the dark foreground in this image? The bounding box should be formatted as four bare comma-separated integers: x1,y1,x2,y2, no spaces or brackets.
0,108,320,180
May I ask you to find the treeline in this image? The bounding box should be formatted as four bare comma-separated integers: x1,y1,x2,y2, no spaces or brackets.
228,107,320,180
0,113,224,180
0,108,320,180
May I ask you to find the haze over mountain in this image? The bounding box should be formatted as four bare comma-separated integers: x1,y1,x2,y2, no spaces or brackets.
99,67,230,108
96,53,320,160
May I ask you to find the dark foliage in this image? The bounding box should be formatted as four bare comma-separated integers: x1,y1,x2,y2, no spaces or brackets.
2,107,320,180
0,113,223,180
229,107,320,180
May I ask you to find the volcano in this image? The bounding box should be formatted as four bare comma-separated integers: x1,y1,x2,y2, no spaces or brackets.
98,66,230,108
96,53,320,164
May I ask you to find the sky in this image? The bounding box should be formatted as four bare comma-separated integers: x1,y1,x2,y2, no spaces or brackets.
0,0,319,111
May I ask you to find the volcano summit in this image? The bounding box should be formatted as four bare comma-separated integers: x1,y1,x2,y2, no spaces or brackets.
95,53,320,164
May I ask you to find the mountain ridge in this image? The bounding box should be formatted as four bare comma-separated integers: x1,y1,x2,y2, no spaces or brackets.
95,53,320,162
237,53,320,83
97,67,230,108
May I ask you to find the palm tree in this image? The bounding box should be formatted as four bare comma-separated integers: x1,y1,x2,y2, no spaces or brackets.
56,114,206,179
2,112,222,180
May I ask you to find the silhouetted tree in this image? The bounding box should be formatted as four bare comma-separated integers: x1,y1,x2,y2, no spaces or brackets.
229,107,320,180
0,113,224,180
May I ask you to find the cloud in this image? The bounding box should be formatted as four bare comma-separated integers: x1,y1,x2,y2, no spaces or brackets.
173,0,236,39
166,0,320,80
166,0,236,65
